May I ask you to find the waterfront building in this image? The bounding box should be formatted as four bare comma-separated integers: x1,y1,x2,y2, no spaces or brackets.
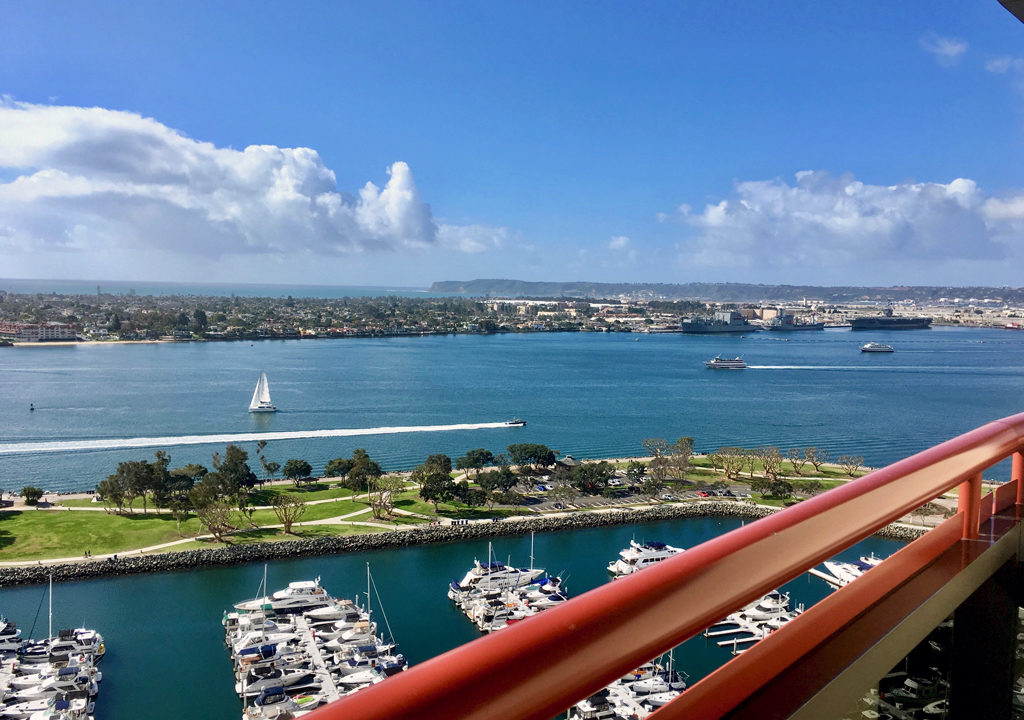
0,321,78,341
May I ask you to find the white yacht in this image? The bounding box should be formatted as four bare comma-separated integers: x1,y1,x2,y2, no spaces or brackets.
448,560,544,600
234,579,330,613
607,540,685,578
860,342,894,353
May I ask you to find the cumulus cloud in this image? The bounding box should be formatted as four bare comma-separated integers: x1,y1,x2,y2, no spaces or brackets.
920,33,968,65
0,99,496,262
607,235,630,250
672,171,1024,279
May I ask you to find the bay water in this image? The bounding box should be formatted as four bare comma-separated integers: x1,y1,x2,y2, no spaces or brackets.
0,326,1021,718
0,519,902,720
1,327,1023,492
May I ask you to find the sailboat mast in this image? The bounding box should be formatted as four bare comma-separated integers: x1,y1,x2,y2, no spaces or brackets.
48,573,52,640
366,562,372,618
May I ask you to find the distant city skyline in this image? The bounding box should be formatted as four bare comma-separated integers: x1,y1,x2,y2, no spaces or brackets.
2,2,1024,288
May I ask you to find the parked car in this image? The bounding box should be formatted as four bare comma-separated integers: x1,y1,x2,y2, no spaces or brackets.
659,493,675,501
697,491,710,497
553,502,564,509
608,478,622,487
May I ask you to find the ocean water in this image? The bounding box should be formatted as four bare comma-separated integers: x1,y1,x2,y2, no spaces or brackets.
0,518,903,720
1,327,1023,492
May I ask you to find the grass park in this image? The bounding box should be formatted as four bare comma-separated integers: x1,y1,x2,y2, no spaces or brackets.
0,446,880,563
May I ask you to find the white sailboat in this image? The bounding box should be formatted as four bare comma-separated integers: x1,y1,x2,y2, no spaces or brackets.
248,372,277,413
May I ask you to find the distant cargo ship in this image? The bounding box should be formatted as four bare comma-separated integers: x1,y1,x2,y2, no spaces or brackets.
766,314,825,332
680,310,758,334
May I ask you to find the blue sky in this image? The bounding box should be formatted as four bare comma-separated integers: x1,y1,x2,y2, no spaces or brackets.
2,1,1024,288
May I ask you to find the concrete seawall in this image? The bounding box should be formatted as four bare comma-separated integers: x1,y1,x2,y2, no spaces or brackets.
0,502,925,587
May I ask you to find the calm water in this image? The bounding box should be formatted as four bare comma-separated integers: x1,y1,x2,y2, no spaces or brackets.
1,327,1023,492
0,327,1008,718
0,518,903,720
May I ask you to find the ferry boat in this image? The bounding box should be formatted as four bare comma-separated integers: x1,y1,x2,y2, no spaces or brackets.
607,540,685,578
860,342,894,353
704,356,746,369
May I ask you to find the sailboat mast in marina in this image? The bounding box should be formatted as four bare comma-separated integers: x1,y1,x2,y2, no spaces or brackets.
248,372,277,413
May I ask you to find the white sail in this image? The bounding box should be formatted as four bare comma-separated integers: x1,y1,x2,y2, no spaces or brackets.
248,372,277,412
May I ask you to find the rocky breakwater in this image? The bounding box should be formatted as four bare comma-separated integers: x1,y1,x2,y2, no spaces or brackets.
0,501,922,587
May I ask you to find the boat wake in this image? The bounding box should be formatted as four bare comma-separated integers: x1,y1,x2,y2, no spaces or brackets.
0,422,513,456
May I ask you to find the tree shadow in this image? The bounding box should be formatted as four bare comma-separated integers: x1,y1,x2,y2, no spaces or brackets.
0,511,19,549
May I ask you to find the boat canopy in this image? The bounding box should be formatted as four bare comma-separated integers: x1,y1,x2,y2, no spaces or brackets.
645,541,667,549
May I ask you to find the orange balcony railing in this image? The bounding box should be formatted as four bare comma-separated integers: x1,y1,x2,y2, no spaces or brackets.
305,412,1024,720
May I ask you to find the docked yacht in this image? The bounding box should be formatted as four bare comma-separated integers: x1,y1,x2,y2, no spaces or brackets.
607,540,684,578
234,578,331,614
448,560,544,600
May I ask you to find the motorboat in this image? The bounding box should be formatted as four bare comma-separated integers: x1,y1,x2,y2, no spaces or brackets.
243,686,322,720
234,579,331,613
504,418,527,427
740,591,791,621
860,342,894,353
607,540,684,578
236,666,314,697
704,355,746,369
448,560,544,600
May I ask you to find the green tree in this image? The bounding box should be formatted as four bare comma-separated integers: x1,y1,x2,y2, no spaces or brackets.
347,449,383,492
668,437,694,481
506,443,556,473
95,477,126,513
324,457,354,479
571,461,614,495
369,475,404,519
415,463,456,510
107,459,153,513
273,494,307,534
283,459,313,485
150,450,172,508
218,445,257,494
194,500,234,542
424,454,453,474
455,448,494,478
20,486,44,506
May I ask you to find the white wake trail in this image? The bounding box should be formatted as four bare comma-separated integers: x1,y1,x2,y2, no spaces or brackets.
0,422,513,456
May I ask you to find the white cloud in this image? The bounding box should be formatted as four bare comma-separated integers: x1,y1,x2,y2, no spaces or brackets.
607,235,630,250
985,55,1024,74
437,224,509,253
920,33,968,65
672,171,1024,281
0,99,500,266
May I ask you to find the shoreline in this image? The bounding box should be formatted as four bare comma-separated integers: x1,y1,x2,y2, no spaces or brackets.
0,501,924,587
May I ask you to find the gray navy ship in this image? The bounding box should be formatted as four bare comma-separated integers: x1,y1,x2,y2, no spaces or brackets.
680,310,758,334
851,308,931,330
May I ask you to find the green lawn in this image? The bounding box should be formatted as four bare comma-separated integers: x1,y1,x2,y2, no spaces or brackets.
0,509,205,560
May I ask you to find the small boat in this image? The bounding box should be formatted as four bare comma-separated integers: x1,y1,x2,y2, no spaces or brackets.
504,418,526,426
248,372,277,413
860,343,894,353
704,356,746,369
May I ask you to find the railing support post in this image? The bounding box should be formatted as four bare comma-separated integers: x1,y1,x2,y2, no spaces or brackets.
1014,451,1024,505
950,559,1016,719
958,472,982,540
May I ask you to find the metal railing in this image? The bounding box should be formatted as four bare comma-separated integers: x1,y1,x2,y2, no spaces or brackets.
305,412,1024,720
